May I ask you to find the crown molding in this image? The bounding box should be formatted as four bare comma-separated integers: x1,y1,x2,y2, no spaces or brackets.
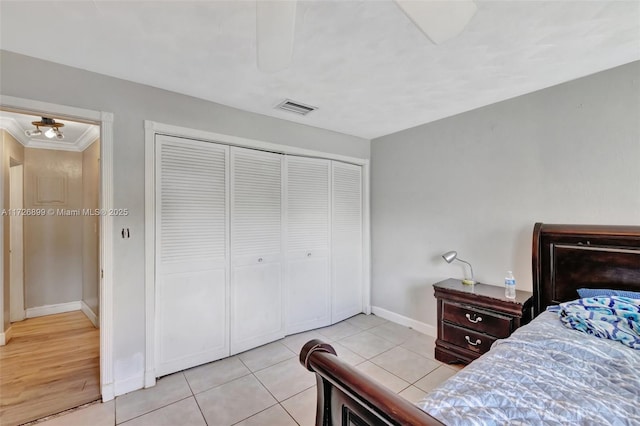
0,116,98,152
0,117,30,146
21,140,86,152
76,126,100,151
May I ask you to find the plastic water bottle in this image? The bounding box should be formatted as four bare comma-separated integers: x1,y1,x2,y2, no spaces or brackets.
505,271,516,299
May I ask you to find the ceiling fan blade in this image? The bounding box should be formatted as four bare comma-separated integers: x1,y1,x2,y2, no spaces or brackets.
395,0,477,44
256,0,297,73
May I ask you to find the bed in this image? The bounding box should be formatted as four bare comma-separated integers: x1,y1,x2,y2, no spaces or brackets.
299,223,640,425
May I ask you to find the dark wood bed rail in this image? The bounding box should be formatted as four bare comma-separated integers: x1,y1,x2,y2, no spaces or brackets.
300,339,443,426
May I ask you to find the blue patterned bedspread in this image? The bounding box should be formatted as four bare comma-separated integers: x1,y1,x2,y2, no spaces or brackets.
418,311,640,425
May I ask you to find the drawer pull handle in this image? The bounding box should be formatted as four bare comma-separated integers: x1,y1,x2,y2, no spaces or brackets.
465,336,481,346
465,313,483,323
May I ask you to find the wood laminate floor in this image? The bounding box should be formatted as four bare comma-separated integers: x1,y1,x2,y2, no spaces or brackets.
0,311,100,426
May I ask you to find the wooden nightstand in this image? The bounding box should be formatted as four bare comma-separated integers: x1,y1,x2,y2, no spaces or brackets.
433,278,533,365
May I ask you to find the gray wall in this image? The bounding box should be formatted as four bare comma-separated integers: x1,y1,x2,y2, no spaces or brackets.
371,61,640,329
0,50,369,389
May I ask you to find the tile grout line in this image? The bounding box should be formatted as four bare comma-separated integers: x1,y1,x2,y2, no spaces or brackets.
236,356,284,423
241,355,315,425
400,343,440,359
278,401,303,426
278,399,305,426
185,362,254,396
368,348,444,383
397,383,413,395
189,356,284,426
115,394,193,425
245,353,296,374
183,371,210,426
249,365,290,403
237,341,296,373
335,337,398,362
228,403,279,426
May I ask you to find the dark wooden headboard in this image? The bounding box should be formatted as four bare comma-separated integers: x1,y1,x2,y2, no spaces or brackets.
532,223,640,316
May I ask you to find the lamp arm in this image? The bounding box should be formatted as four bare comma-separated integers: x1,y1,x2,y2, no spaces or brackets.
455,258,474,281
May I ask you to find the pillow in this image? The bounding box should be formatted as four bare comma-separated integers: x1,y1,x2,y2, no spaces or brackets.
577,288,640,300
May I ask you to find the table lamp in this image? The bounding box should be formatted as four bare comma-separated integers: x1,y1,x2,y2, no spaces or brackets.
442,251,475,285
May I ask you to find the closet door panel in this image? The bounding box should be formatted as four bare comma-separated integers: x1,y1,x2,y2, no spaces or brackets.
286,256,330,333
231,263,282,345
157,269,226,375
332,162,363,323
156,136,229,376
285,157,331,333
231,147,284,354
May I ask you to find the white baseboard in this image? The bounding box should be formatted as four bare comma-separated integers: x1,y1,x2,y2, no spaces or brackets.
26,301,82,318
81,301,99,328
101,383,115,402
0,326,12,346
114,374,144,397
144,370,157,388
371,306,437,338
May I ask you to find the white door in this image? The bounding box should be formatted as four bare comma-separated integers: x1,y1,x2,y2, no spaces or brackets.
285,156,331,334
230,147,284,354
331,162,363,323
155,135,229,376
9,164,25,323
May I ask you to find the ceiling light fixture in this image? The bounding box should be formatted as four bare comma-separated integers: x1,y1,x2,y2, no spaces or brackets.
25,117,65,140
24,127,42,137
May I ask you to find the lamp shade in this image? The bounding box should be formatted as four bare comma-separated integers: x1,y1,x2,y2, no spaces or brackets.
442,251,457,263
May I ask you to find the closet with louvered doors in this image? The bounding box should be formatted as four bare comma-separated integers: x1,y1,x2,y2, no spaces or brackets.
154,136,364,376
284,156,331,335
155,135,230,377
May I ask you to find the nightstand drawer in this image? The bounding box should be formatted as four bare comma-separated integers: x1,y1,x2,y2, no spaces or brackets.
442,301,512,338
442,323,496,354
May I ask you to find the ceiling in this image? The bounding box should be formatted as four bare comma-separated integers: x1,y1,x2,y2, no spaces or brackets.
0,110,99,151
1,1,638,139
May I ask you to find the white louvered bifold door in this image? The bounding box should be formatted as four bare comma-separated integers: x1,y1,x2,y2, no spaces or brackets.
331,162,363,323
230,147,284,354
155,135,229,376
284,156,331,334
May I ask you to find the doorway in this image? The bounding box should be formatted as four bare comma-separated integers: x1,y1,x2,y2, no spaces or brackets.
0,110,103,425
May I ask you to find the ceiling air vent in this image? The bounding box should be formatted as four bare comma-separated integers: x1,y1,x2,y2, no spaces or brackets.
275,99,317,116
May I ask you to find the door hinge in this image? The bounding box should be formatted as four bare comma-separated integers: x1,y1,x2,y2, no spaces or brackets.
101,269,104,279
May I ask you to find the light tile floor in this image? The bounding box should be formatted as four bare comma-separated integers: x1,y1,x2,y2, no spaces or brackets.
33,314,463,426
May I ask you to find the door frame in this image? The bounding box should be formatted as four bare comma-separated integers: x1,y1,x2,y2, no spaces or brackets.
9,163,24,322
144,120,370,387
0,95,115,401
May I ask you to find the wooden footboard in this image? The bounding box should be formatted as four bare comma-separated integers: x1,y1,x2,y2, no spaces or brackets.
300,340,443,426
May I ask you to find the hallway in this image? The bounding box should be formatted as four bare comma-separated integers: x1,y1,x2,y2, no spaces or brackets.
0,311,100,426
